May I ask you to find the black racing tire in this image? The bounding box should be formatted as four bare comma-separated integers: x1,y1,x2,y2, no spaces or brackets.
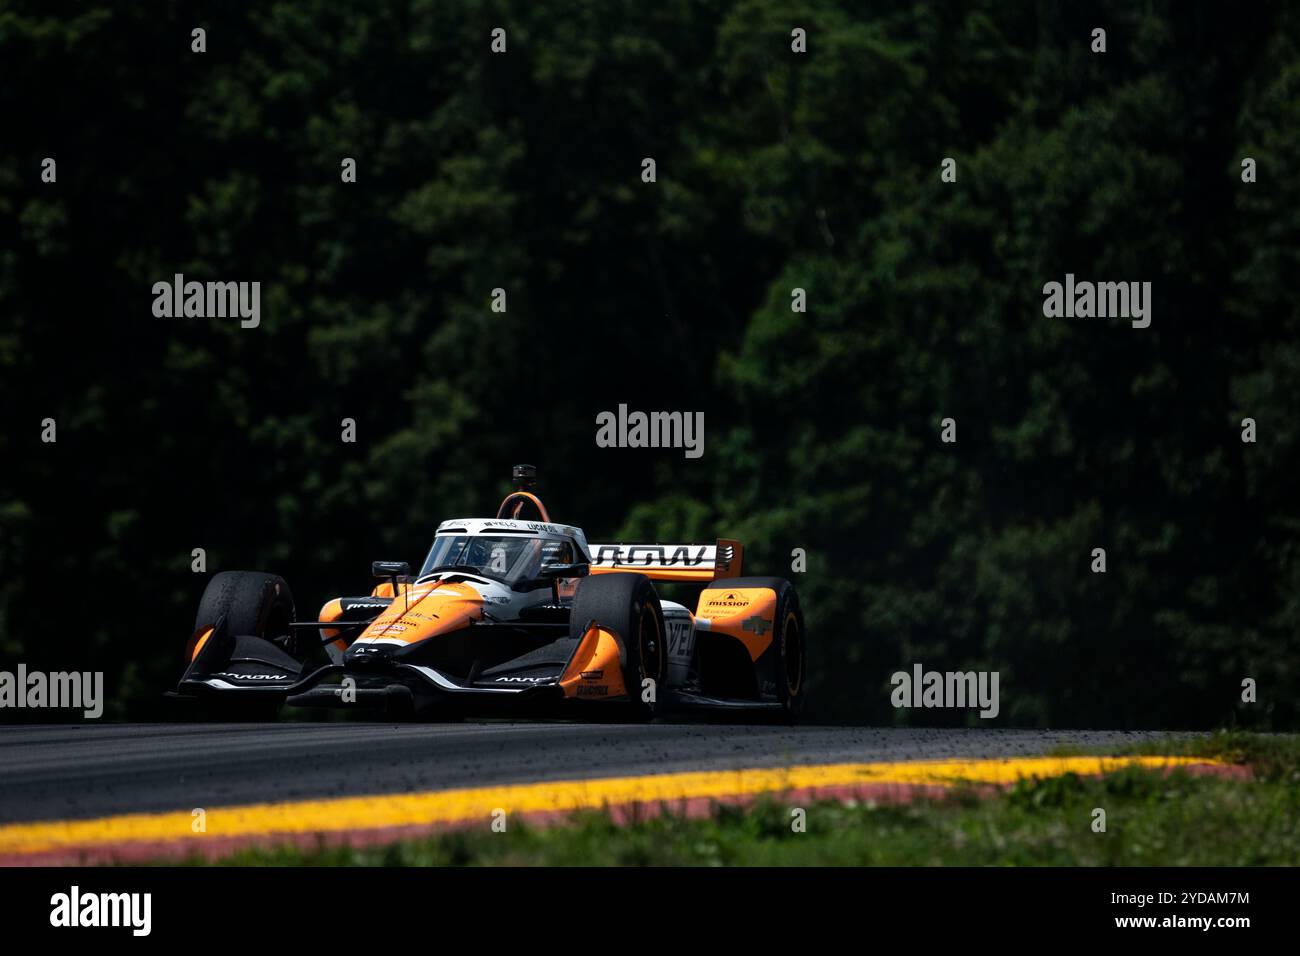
186,572,297,722
569,572,667,720
195,570,297,650
716,576,807,721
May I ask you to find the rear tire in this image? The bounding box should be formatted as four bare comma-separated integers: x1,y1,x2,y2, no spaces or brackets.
773,584,807,720
569,573,666,720
713,576,806,721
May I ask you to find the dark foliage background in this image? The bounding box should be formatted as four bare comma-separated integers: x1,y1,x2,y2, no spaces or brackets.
1,1,1297,726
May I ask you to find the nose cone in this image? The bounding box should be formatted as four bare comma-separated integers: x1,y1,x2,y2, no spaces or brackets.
348,578,486,655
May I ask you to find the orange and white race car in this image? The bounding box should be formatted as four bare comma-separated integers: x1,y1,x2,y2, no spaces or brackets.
173,465,806,720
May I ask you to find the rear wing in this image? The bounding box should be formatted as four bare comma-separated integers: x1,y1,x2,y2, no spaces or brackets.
586,539,743,582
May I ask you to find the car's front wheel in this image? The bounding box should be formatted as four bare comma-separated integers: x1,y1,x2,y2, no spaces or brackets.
569,572,667,720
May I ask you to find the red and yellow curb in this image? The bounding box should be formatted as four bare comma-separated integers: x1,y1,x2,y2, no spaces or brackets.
0,755,1237,864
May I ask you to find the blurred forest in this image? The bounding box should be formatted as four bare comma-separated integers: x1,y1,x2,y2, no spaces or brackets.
1,1,1297,726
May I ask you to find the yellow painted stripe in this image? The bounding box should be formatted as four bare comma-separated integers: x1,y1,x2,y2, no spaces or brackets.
0,755,1217,855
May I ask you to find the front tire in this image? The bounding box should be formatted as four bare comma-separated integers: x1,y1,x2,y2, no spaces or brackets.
190,571,299,721
195,570,297,651
569,572,667,720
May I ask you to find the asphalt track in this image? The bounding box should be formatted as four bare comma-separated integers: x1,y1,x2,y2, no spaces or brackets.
0,723,1182,825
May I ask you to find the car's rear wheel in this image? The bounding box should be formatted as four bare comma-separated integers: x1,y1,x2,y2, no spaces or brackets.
713,576,806,720
774,585,807,719
569,572,666,720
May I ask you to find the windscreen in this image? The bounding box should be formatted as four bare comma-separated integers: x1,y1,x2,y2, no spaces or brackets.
418,535,575,587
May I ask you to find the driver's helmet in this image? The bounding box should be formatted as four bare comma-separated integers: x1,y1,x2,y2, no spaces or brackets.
463,536,503,571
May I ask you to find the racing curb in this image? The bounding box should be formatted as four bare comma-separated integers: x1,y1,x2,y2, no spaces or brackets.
0,756,1245,865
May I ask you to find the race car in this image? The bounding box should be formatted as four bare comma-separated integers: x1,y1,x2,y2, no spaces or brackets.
172,465,806,720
